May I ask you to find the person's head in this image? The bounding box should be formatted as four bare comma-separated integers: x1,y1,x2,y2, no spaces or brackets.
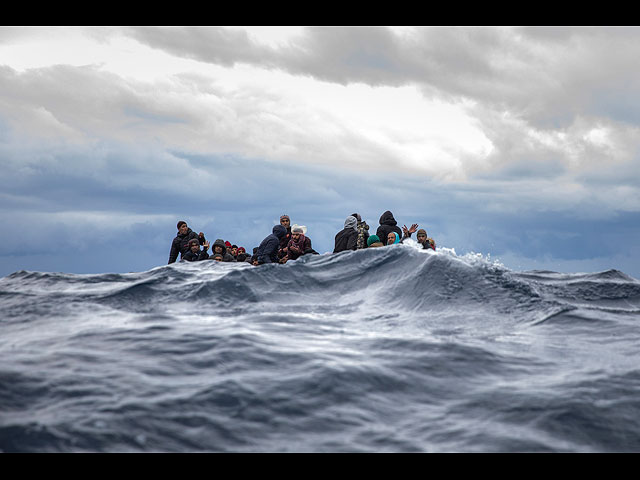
213,254,224,261
416,229,428,243
238,247,246,255
291,225,305,240
213,239,226,254
367,234,380,247
188,238,200,253
177,221,188,235
273,225,287,238
387,232,398,245
231,245,238,256
344,215,358,231
280,215,291,228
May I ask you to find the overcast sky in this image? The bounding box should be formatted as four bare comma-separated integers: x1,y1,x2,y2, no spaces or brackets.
1,26,639,279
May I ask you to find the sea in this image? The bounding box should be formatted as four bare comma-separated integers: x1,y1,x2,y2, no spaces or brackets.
1,241,640,453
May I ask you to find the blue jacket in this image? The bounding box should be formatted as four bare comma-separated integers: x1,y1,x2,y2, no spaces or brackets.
257,225,288,264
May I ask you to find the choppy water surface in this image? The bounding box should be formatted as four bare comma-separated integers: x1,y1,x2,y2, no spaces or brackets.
2,243,640,452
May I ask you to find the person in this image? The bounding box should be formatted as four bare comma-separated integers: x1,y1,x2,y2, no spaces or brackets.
333,215,359,253
255,225,288,265
376,211,402,246
212,253,225,261
211,239,237,262
282,224,315,262
230,245,238,258
352,213,370,249
366,234,384,248
387,231,400,245
402,225,436,250
182,238,210,262
168,221,206,264
277,214,293,260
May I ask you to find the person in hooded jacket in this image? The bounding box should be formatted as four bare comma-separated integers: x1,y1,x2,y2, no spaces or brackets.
376,211,403,246
182,238,210,261
168,221,206,264
211,239,236,262
333,216,359,253
255,225,288,265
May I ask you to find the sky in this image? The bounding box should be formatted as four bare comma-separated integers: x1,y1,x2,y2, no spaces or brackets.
1,26,639,279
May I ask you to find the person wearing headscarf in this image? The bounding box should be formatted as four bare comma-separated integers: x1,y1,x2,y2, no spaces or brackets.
333,215,359,253
386,231,401,245
284,224,314,262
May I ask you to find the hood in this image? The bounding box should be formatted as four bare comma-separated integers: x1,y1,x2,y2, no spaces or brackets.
273,225,287,239
344,216,358,231
379,210,397,226
213,238,227,253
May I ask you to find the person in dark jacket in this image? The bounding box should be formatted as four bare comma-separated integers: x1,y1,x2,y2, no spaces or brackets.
168,221,206,264
211,239,237,262
256,225,288,265
333,216,359,253
376,211,403,246
278,215,293,260
182,238,210,261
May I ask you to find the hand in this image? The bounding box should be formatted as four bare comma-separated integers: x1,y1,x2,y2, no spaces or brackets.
203,241,210,250
409,224,418,234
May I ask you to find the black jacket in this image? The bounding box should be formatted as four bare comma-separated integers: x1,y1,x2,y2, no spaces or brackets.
257,225,288,264
334,228,358,253
169,228,205,264
376,211,402,246
182,248,210,262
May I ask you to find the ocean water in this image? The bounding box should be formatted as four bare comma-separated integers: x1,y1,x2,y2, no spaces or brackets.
1,242,640,453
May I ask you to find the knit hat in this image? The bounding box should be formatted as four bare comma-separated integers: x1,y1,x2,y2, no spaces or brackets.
367,234,380,247
188,238,200,247
291,224,307,235
177,220,187,229
280,215,290,221
417,229,427,236
225,241,232,247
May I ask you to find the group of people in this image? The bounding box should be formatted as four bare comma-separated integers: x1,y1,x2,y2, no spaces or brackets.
168,211,435,266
